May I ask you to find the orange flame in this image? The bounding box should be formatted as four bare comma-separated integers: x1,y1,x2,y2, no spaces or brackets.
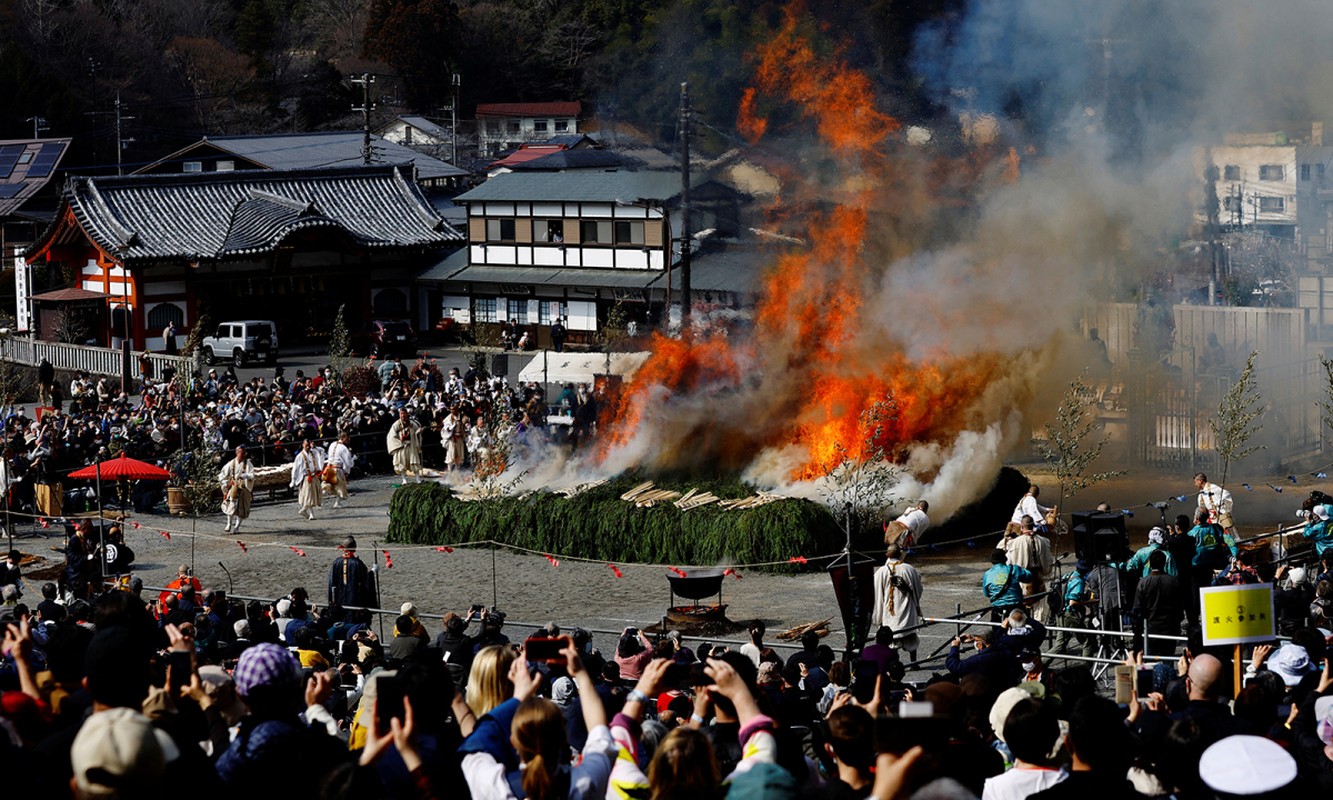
597,5,1015,481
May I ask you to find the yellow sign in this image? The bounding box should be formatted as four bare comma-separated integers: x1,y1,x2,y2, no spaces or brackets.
1200,583,1275,646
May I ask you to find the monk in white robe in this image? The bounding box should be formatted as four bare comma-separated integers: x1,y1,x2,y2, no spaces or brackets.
218,445,254,533
290,439,325,520
387,409,423,482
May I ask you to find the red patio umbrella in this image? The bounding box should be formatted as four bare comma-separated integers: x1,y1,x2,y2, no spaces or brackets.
69,453,172,481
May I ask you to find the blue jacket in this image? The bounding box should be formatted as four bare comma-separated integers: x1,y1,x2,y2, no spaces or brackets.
1304,519,1333,559
1188,523,1236,567
1063,571,1088,611
1121,543,1178,578
983,564,1032,608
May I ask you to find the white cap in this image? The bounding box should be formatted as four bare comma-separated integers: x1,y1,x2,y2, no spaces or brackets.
1316,505,1330,521
71,708,179,796
1199,735,1297,795
400,602,416,616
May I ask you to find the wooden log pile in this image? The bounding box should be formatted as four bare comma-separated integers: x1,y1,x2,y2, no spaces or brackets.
774,616,833,641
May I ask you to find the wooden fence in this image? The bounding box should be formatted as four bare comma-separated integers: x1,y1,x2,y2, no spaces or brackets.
0,337,190,379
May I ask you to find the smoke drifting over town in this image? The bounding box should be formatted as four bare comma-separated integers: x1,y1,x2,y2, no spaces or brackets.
536,1,1333,522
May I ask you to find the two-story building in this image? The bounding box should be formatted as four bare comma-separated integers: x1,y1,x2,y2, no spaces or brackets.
418,170,762,346
475,102,582,158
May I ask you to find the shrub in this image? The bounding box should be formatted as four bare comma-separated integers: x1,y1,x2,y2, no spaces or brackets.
342,365,378,396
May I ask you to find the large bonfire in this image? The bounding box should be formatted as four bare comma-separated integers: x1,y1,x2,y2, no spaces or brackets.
594,8,1050,516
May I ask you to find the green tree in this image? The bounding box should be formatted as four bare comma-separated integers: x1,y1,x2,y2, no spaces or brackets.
1038,371,1125,512
1209,350,1263,489
328,303,354,372
362,0,461,109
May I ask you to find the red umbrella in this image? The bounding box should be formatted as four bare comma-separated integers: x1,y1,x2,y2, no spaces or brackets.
69,453,172,481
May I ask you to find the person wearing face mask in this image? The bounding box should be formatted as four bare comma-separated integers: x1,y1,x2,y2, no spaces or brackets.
1015,649,1053,692
0,549,22,598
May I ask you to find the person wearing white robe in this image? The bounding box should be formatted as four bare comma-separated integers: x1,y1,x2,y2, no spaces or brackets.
386,408,423,482
325,432,354,508
290,439,325,520
442,408,468,472
870,544,923,660
218,446,255,534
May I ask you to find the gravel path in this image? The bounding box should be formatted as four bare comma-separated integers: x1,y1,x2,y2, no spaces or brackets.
12,474,986,674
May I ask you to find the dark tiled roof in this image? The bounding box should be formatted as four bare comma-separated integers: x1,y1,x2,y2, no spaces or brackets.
0,138,71,217
140,132,466,180
647,246,767,294
394,116,451,140
434,263,660,290
37,165,460,263
457,170,706,204
507,150,626,171
31,287,108,302
476,102,581,118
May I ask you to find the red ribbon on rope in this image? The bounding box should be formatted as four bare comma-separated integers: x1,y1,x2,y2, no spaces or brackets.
724,568,742,580
788,556,807,565
132,522,141,530
608,563,623,578
435,546,454,553
38,519,48,529
544,553,560,567
159,530,171,540
236,541,248,554
289,547,306,557
383,550,393,568
669,567,687,577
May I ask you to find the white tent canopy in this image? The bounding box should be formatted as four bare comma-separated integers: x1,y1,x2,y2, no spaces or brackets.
517,351,651,386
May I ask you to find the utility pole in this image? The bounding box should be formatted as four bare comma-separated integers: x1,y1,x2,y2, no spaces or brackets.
678,82,692,333
114,92,134,176
25,116,47,139
1204,150,1220,306
450,73,460,166
351,73,375,165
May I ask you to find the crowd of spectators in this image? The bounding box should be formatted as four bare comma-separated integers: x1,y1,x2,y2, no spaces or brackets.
2,355,602,518
1,543,1332,799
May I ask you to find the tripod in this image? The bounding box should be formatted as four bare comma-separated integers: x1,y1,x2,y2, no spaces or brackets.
1086,561,1130,685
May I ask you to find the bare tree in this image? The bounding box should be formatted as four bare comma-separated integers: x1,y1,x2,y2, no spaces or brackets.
818,395,900,538
1038,370,1125,511
1210,350,1263,489
52,306,89,345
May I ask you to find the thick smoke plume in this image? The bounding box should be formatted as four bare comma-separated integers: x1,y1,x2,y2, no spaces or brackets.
527,2,1333,522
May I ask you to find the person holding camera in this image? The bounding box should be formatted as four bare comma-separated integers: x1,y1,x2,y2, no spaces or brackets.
1302,504,1333,561
460,638,615,800
871,544,923,662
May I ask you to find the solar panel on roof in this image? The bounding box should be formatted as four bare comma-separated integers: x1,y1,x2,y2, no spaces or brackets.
0,145,24,180
26,142,65,178
0,184,23,199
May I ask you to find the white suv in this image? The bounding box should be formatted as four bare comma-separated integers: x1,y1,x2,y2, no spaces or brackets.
201,320,279,366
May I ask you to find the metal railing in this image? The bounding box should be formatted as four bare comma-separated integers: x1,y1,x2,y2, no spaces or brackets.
0,337,190,379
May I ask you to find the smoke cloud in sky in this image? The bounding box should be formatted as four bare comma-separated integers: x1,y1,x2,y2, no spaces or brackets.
913,0,1333,159
495,2,1333,524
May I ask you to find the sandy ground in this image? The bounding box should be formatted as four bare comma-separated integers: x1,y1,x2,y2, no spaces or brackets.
8,467,1308,677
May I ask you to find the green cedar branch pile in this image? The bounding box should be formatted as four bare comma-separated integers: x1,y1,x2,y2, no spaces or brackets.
386,477,847,572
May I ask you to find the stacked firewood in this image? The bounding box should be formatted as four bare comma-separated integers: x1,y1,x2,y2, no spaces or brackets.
620,481,682,507
774,617,833,641
555,479,608,498
717,493,781,510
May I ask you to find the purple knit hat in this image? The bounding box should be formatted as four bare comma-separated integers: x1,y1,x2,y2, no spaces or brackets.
232,643,301,697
